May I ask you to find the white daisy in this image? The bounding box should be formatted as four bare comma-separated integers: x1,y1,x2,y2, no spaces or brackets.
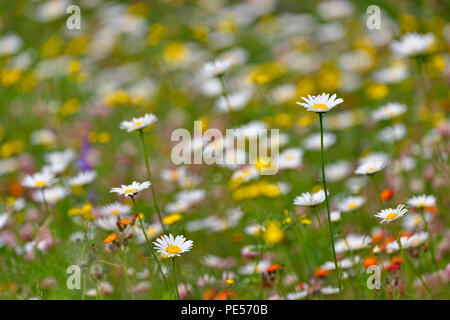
32,186,68,204
201,58,233,78
337,196,366,212
278,148,304,169
294,189,327,207
378,123,406,143
94,216,117,231
44,149,76,174
296,92,343,113
68,170,97,187
214,88,253,113
325,160,352,182
101,202,132,217
386,236,409,253
119,113,157,133
355,157,388,175
372,102,407,122
374,204,408,224
21,171,57,189
406,194,436,209
153,234,193,258
391,32,435,57
110,181,151,197
373,64,409,84
335,234,371,253
407,232,428,248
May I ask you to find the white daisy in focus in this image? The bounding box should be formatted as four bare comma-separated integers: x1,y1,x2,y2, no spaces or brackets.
294,189,327,207
68,170,97,187
406,194,436,209
22,171,57,189
337,196,366,212
391,32,435,57
110,181,151,197
374,204,408,224
153,234,193,258
372,102,407,122
119,113,157,132
296,92,344,113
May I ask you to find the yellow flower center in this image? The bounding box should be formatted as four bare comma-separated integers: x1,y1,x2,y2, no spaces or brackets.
312,104,329,110
285,154,294,161
111,209,120,215
347,203,358,210
418,201,425,207
386,212,398,221
124,188,136,194
35,181,46,187
165,245,181,255
135,121,142,126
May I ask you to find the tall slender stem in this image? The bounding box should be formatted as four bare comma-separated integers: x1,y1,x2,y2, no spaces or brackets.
172,258,181,300
218,75,237,126
138,129,166,232
370,175,385,210
420,207,436,267
395,231,435,298
318,113,341,292
131,196,169,289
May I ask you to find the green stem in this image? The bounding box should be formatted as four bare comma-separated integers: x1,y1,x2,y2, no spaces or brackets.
131,196,169,290
122,248,135,299
138,129,166,233
319,113,341,293
172,258,181,300
420,208,436,267
218,75,237,126
370,175,385,210
395,231,435,299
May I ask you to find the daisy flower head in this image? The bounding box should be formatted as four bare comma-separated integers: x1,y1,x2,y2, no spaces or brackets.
296,92,343,113
391,32,435,57
337,196,366,212
22,171,57,189
110,181,151,197
406,194,436,209
374,204,408,224
355,155,388,175
372,102,407,122
101,202,132,217
119,113,157,133
68,170,97,187
153,234,193,258
202,58,233,78
294,189,327,207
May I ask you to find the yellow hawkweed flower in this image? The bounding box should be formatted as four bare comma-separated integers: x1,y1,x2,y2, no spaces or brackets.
264,220,284,244
162,213,182,226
